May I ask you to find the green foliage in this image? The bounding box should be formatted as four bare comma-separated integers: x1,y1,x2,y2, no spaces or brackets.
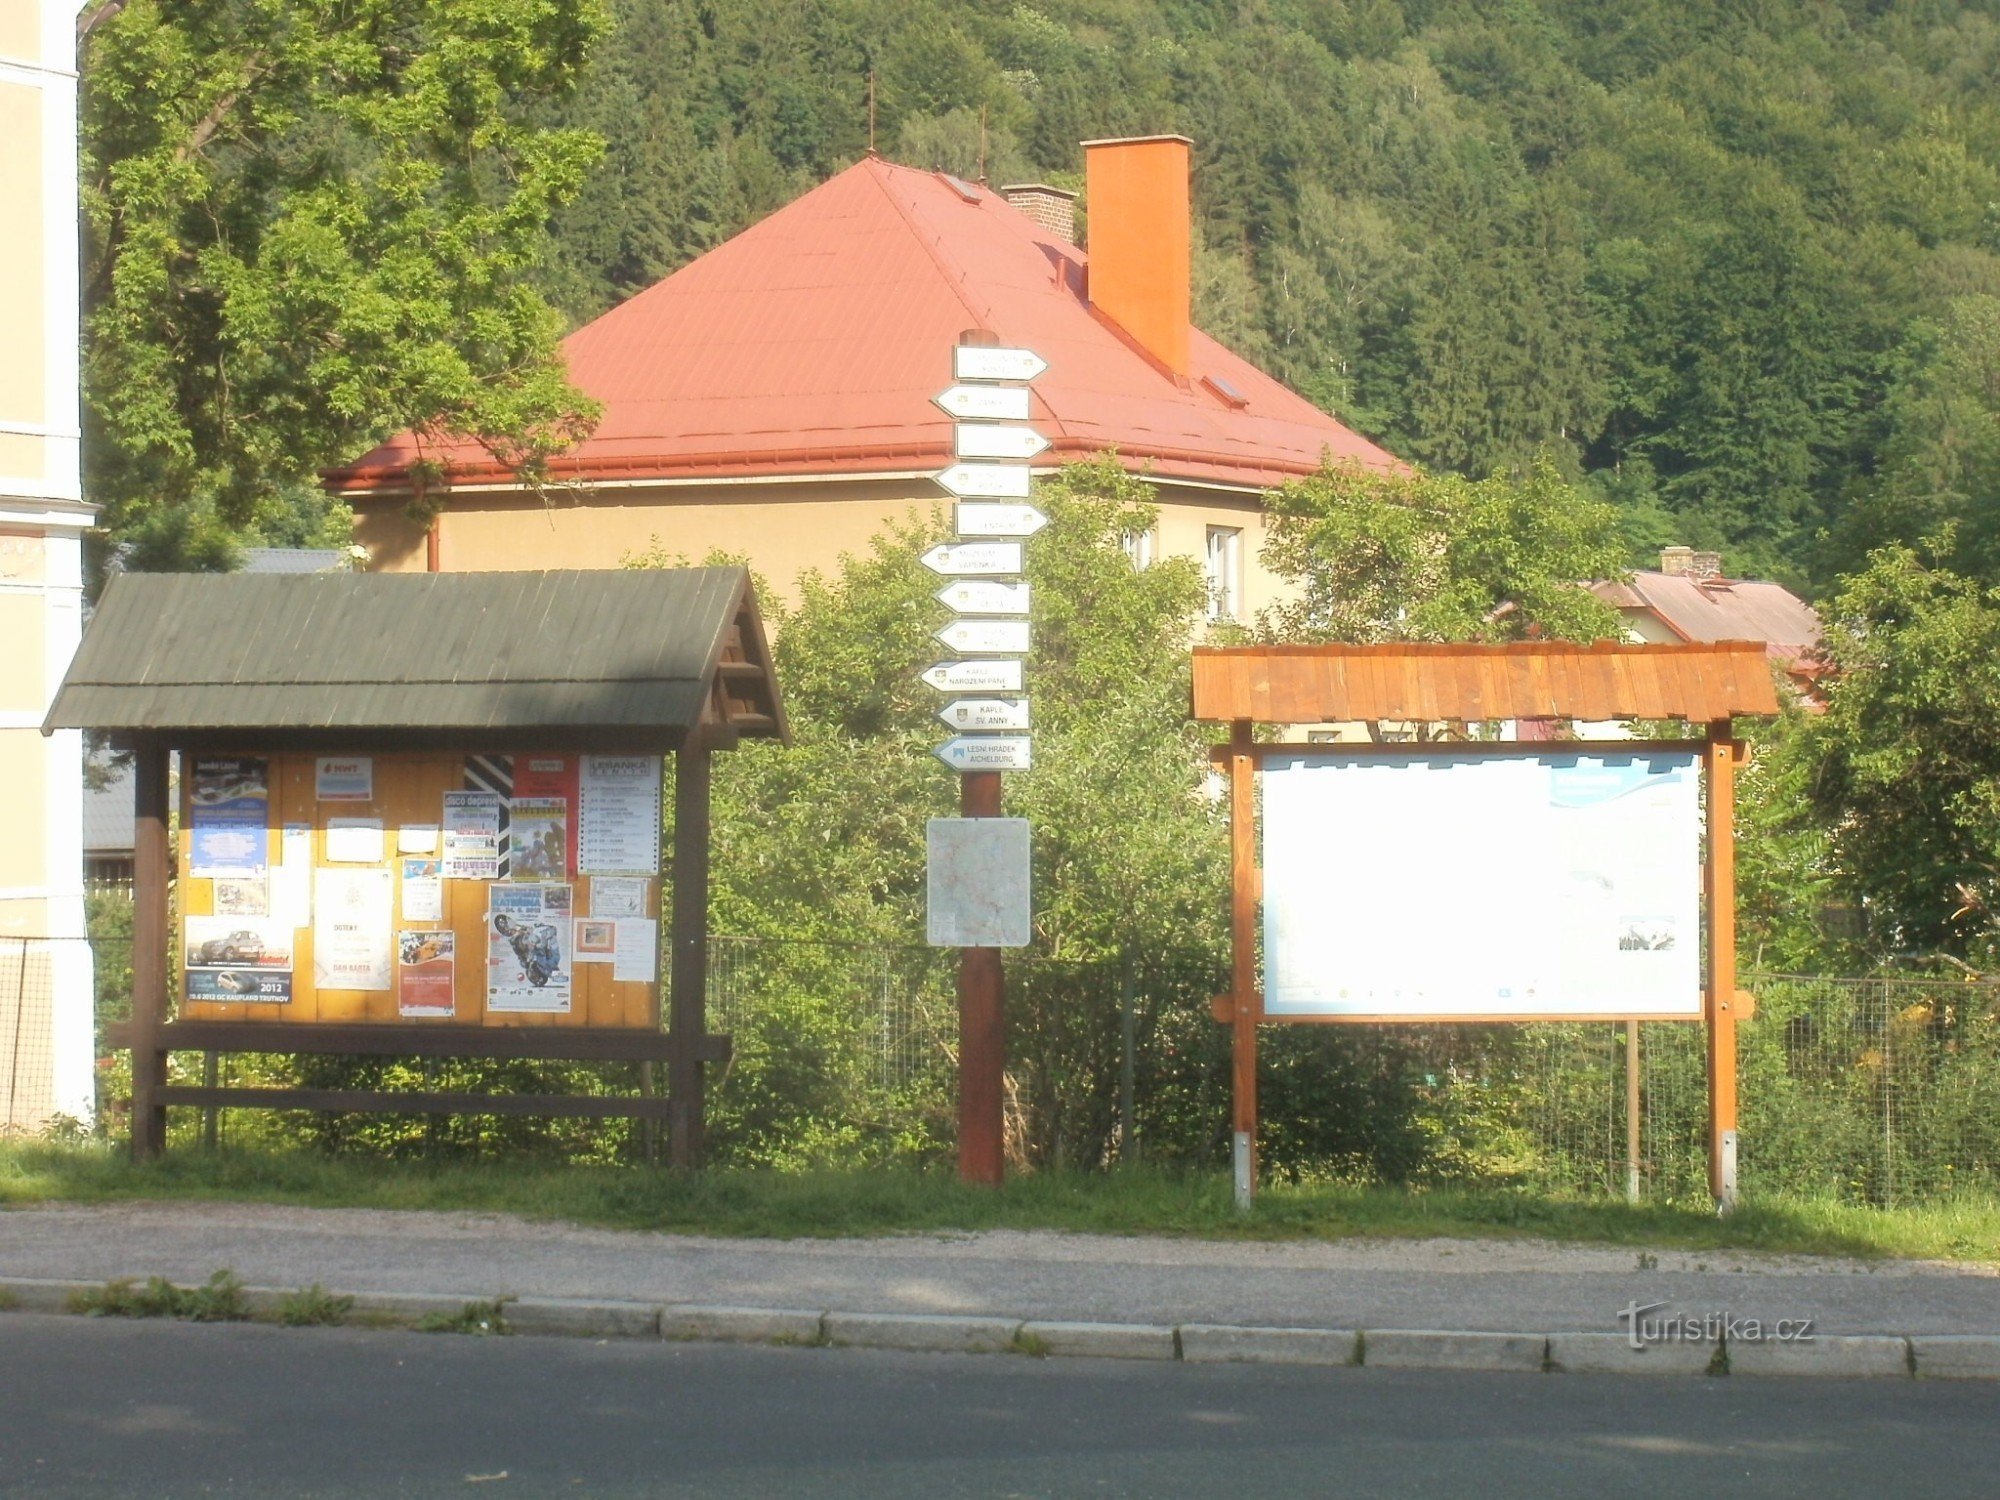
1259,458,1627,645
71,1269,248,1322
276,1283,354,1327
81,0,611,566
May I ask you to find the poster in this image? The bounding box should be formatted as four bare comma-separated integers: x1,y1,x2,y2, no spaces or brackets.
612,916,658,983
573,918,616,962
589,876,648,918
271,823,313,928
514,756,580,870
397,930,456,1017
313,867,393,991
1261,750,1702,1018
189,757,268,877
401,857,442,922
442,791,502,880
398,824,439,854
326,817,385,864
184,916,293,1003
315,756,373,801
578,756,662,874
212,875,269,917
510,797,569,880
487,883,572,1012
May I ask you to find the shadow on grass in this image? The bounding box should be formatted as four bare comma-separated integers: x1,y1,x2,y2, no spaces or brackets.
2,1142,1994,1263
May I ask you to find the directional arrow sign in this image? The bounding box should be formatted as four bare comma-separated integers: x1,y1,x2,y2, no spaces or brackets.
921,541,1022,577
937,579,1031,616
937,462,1032,499
955,423,1051,461
934,384,1032,421
936,735,1034,772
920,659,1024,693
954,346,1047,383
955,502,1048,537
937,696,1031,732
936,617,1031,654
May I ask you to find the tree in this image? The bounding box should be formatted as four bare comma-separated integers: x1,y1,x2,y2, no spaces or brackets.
1259,457,1628,646
80,0,610,565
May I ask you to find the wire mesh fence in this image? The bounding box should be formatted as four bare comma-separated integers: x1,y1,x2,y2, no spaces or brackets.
0,934,100,1135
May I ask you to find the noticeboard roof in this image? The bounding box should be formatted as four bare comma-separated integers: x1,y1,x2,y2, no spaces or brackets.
1191,641,1781,725
46,567,787,751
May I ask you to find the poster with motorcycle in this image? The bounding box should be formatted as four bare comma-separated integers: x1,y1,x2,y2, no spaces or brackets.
184,916,294,1003
486,884,573,1012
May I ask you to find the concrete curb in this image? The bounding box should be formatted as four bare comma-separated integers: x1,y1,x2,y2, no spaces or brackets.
2,1277,1991,1380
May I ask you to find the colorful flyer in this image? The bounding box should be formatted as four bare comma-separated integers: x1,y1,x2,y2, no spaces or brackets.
441,791,502,880
513,755,580,870
573,918,616,962
578,756,662,874
189,757,269,877
313,867,393,991
397,930,456,1017
400,856,443,922
184,915,293,1004
315,756,374,802
588,876,648,918
509,797,569,880
486,883,573,1012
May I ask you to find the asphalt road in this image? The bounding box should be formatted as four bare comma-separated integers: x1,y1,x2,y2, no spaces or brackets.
3,1315,1997,1499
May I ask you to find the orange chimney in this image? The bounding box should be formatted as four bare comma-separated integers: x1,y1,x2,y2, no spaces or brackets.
1082,135,1192,377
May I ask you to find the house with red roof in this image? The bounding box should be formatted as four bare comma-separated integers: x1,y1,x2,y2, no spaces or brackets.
327,137,1403,621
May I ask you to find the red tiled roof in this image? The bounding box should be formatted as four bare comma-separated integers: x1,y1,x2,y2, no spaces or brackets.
326,157,1403,495
1589,573,1822,671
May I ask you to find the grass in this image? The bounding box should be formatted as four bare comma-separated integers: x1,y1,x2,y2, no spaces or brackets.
70,1269,248,1322
2,1141,1996,1263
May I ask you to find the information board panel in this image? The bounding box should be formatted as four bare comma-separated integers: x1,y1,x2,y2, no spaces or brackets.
1262,749,1702,1018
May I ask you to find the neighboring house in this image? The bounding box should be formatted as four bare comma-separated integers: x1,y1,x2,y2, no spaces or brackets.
326,136,1405,622
1589,547,1825,705
1,0,93,1128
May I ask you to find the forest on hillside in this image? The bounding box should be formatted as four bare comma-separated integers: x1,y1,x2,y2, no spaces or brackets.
528,0,2000,591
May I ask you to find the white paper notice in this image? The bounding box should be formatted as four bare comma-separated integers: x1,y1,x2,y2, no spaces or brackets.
313,867,393,991
589,876,648,918
611,917,658,983
326,817,385,864
397,824,440,854
272,823,313,928
400,857,443,922
578,756,662,874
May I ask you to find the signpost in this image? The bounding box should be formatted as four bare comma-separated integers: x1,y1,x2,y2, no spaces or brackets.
924,335,1048,1187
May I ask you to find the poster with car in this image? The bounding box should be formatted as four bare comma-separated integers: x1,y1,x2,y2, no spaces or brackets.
184,916,293,1003
189,757,269,877
509,797,569,880
313,868,393,991
486,883,572,1012
397,930,456,1017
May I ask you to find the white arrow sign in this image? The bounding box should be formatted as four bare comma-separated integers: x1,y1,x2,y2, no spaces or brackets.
937,580,1031,616
920,658,1025,693
955,424,1050,461
936,735,1034,772
937,462,1032,499
955,502,1048,537
936,617,1031,654
954,346,1047,383
937,696,1031,732
934,384,1032,421
921,541,1022,577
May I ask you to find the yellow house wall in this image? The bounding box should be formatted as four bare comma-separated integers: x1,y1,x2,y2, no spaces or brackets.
0,0,41,57
0,81,46,431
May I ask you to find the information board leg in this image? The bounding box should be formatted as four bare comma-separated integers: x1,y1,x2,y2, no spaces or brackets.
668,739,712,1170
1228,722,1257,1208
130,742,170,1160
958,770,1006,1185
1705,721,1741,1213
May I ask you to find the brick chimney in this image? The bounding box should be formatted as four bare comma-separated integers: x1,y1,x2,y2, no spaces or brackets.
1000,183,1077,244
1660,546,1724,580
1082,135,1192,377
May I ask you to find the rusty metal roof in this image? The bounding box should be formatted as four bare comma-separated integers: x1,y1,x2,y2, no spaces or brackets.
46,568,787,748
1191,642,1781,725
1588,572,1822,667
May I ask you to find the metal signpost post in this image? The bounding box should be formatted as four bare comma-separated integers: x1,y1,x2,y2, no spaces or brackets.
924,338,1047,1186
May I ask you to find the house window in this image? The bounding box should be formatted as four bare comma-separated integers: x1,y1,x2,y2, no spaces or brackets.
1121,527,1155,570
1205,526,1242,622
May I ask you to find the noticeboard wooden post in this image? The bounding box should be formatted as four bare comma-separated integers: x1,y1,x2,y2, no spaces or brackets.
1192,641,1779,1213
43,568,787,1162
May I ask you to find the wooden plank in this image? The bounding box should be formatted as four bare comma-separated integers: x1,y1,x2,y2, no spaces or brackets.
1229,720,1259,1203
1705,718,1742,1209
157,1086,675,1120
668,738,713,1168
130,743,171,1159
108,1019,725,1063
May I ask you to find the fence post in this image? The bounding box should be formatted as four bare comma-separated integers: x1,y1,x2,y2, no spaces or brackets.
1625,1020,1641,1204
1119,946,1137,1165
130,742,171,1159
1881,977,1894,1210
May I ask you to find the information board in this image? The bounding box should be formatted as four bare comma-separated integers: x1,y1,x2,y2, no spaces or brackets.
1261,749,1702,1018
